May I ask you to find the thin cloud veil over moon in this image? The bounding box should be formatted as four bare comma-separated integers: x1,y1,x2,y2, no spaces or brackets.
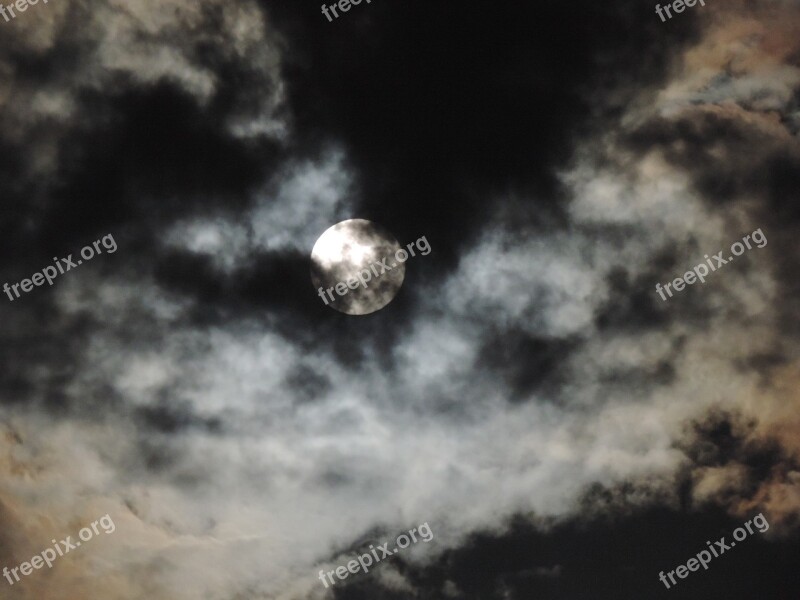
310,219,406,315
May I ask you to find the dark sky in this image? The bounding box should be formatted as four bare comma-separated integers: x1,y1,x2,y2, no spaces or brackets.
0,0,799,598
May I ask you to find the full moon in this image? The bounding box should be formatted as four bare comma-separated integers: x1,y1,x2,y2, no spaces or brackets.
310,219,406,315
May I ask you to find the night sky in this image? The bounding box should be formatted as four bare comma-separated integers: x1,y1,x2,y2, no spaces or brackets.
1,0,799,598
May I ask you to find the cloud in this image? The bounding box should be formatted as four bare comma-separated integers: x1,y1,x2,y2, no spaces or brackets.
0,0,798,598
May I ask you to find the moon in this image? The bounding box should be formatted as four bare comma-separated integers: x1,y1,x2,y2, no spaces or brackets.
310,219,406,315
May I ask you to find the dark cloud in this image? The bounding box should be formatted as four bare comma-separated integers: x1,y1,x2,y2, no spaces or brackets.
477,331,576,403
265,0,700,266
329,506,800,600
